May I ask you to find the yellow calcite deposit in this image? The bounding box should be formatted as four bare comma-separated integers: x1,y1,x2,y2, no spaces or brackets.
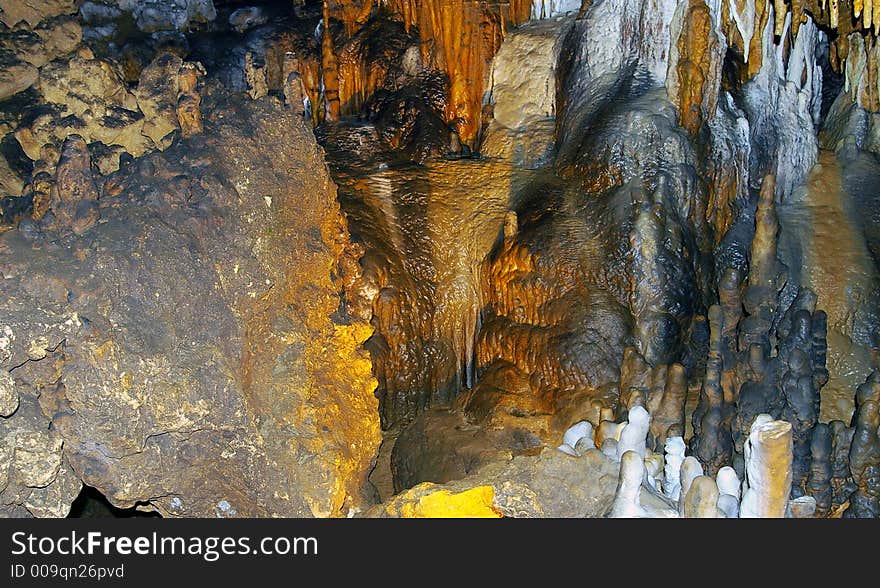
386,484,502,518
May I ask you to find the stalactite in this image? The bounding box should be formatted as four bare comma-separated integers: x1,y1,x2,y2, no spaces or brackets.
322,0,341,121
667,0,725,136
319,0,533,146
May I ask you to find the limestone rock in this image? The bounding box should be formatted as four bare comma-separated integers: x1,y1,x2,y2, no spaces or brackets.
1,385,81,517
0,0,76,28
0,94,380,517
135,52,183,148
390,408,535,493
39,55,139,117
480,17,573,168
367,447,622,518
114,0,217,33
0,152,24,197
0,369,17,416
666,0,725,136
0,50,38,100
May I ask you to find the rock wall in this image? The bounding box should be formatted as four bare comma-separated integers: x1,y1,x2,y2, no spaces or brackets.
0,94,381,518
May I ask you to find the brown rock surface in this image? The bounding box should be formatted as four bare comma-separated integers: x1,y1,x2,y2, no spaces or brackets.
0,94,380,517
367,447,621,518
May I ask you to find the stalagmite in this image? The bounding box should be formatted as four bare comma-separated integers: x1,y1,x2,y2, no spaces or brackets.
741,416,794,518
644,451,665,490
788,496,817,518
716,466,741,517
609,450,647,518
716,466,741,499
679,456,704,515
682,476,721,518
846,371,880,517
245,52,268,100
284,71,306,117
596,420,625,447
618,406,651,460
177,62,204,138
829,420,856,509
51,135,100,235
650,363,687,447
618,346,651,416
602,439,620,462
559,420,593,456
692,305,733,474
663,436,686,500
807,423,833,516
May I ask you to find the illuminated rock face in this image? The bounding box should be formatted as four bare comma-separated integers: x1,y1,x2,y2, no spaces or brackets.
480,16,573,168
319,0,533,146
0,95,380,518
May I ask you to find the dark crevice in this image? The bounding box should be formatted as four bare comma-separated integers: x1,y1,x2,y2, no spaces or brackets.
67,485,162,518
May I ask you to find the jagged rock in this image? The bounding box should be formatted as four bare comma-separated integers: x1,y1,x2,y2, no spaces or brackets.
0,384,82,517
1,16,81,69
369,447,632,518
0,95,380,517
39,54,139,117
0,50,38,100
135,52,184,148
0,368,17,416
229,7,268,33
0,0,77,28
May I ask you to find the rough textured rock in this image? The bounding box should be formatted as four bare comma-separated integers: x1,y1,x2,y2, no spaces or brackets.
0,51,39,100
366,447,624,518
14,50,204,169
480,17,573,167
390,408,531,492
0,0,77,28
0,94,380,517
87,0,217,33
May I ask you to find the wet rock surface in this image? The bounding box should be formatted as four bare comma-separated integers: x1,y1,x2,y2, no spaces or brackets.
1,94,380,517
